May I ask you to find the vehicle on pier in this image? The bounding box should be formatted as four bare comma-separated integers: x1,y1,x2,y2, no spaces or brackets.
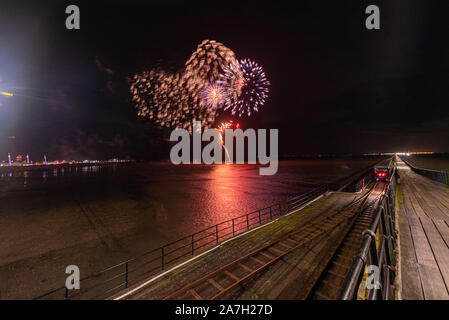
374,158,394,181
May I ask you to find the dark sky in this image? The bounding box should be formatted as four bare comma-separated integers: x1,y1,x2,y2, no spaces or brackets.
0,0,448,161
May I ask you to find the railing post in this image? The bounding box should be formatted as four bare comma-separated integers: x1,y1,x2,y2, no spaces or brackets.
385,236,395,266
246,214,249,230
259,209,262,225
380,207,388,238
385,196,390,217
382,265,391,300
191,234,195,254
369,237,379,267
232,219,235,237
161,247,165,270
216,225,219,244
389,214,396,238
125,262,129,288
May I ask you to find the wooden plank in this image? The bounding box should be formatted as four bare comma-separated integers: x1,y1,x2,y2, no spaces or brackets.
418,185,449,221
413,170,449,196
407,216,448,299
428,191,449,224
433,219,449,248
420,217,449,291
237,263,253,273
411,182,447,221
277,241,294,249
401,189,420,219
407,216,436,265
236,236,322,299
259,251,275,260
404,183,429,219
245,231,331,299
397,212,424,299
249,256,265,266
416,264,449,300
268,246,285,255
207,278,224,291
224,270,240,282
188,289,203,300
434,192,449,212
288,234,303,242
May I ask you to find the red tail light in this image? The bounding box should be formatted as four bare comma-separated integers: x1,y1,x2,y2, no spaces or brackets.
377,172,387,177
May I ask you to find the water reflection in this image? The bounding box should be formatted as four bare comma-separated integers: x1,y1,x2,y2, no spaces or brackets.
203,164,245,224
0,160,379,253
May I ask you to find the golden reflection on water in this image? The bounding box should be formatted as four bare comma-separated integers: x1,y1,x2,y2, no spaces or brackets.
198,164,262,226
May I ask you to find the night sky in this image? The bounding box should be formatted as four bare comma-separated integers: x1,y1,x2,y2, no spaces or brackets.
0,0,448,161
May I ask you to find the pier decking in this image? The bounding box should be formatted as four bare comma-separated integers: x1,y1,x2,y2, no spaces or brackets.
396,160,449,299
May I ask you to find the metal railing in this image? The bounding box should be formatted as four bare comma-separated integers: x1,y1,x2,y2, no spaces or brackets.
339,171,397,300
401,157,449,186
34,187,327,300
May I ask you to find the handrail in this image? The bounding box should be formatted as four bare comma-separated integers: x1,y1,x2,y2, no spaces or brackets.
339,169,397,300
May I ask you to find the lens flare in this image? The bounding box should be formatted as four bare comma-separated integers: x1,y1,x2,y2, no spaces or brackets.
1,91,13,97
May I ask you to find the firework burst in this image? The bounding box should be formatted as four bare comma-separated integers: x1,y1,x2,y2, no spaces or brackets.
130,40,270,132
199,82,228,110
131,67,218,133
217,120,240,133
183,39,239,107
222,59,270,117
130,39,240,132
218,62,244,107
184,40,238,84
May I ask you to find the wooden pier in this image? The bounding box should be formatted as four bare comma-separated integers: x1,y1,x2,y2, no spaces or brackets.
396,160,449,299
